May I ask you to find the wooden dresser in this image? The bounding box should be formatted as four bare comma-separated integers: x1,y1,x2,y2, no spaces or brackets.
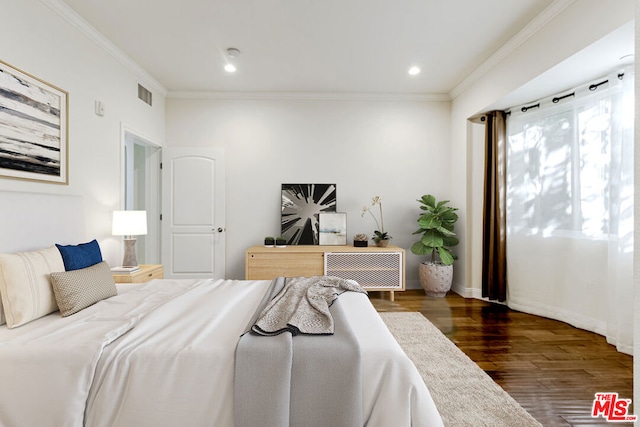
245,245,404,300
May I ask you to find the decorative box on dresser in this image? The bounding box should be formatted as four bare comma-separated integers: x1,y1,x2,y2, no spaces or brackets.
245,245,405,300
112,264,164,283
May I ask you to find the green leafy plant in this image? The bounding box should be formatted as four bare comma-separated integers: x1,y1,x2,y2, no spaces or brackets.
410,194,459,265
372,230,390,242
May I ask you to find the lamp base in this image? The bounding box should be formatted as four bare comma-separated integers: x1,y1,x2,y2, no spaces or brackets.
122,238,138,267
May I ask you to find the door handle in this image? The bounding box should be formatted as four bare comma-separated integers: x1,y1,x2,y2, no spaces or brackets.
214,227,224,233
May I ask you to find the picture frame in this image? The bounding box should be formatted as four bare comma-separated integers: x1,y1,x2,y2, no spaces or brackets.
0,59,69,184
281,183,337,245
319,212,347,245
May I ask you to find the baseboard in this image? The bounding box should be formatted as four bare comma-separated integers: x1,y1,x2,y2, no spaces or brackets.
411,280,495,303
451,282,474,298
450,284,502,303
411,280,481,300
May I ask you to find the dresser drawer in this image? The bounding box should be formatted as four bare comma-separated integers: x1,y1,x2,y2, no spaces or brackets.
113,264,164,283
246,252,323,280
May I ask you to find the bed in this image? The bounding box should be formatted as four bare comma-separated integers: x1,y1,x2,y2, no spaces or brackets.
0,191,443,426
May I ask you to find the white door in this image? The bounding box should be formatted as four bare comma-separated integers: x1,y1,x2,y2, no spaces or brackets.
161,147,225,279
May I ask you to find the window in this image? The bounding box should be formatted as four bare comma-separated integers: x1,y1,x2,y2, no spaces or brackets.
503,66,634,354
507,69,633,242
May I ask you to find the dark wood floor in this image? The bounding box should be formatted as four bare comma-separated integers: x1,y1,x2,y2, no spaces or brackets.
370,290,634,427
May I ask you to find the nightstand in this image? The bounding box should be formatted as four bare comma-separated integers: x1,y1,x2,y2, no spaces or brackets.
112,264,164,283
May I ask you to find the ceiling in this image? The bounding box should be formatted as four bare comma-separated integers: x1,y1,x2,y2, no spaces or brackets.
489,20,634,110
59,0,562,95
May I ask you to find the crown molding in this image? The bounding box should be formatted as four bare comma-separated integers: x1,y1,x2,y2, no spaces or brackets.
449,0,576,100
44,0,570,103
40,0,168,96
167,90,451,102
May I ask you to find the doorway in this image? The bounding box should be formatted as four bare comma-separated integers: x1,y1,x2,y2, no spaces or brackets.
122,125,161,264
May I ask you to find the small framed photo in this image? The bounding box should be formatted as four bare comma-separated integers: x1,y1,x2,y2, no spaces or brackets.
319,212,347,245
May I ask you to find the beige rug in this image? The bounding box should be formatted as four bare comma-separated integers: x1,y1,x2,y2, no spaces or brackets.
380,312,542,427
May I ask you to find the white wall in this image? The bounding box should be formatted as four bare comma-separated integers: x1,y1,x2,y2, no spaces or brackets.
166,96,450,286
451,0,634,297
0,0,166,265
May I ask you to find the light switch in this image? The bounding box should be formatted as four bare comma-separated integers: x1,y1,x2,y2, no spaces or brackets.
95,100,105,117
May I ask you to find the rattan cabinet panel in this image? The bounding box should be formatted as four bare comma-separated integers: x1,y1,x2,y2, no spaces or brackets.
324,252,403,290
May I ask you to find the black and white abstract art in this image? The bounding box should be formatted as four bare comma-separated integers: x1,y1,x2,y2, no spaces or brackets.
281,183,337,245
0,60,68,184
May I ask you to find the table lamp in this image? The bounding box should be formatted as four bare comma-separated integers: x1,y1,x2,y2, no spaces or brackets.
112,210,147,267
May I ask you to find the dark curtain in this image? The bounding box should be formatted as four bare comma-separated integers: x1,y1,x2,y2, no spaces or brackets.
481,111,507,302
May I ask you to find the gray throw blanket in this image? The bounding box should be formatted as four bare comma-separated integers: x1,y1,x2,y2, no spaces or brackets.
234,276,366,427
252,275,367,336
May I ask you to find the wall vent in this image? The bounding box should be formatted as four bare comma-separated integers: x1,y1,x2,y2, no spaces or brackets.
138,84,152,106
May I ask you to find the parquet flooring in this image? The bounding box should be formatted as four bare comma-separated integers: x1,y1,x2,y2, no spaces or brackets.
370,290,634,427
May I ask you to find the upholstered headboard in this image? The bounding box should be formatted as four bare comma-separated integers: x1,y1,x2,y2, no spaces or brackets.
0,190,85,253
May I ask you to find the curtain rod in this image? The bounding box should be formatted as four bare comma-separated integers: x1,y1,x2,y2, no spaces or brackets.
552,92,575,103
521,103,540,113
589,72,625,91
505,71,627,116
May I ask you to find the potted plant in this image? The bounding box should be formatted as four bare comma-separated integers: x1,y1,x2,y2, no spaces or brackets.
353,233,369,247
372,231,391,247
361,195,392,247
275,236,287,247
264,236,275,247
410,194,459,297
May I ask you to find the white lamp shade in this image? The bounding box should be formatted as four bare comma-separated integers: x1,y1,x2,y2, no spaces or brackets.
112,210,148,236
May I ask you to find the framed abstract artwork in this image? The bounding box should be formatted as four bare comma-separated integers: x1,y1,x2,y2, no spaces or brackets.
281,183,337,245
0,59,69,184
319,212,347,245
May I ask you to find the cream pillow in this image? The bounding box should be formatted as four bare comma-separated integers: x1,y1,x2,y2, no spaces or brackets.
0,246,65,328
50,261,117,317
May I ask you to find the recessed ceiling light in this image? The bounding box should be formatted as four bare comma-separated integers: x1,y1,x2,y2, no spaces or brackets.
408,66,421,76
224,47,240,73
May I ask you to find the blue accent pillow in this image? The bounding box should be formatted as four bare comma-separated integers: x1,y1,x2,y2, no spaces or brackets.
55,239,103,271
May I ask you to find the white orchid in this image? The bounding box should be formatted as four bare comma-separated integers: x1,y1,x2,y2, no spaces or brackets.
361,195,390,241
361,205,380,231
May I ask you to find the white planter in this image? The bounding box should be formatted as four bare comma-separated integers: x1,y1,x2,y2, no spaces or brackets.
419,262,453,297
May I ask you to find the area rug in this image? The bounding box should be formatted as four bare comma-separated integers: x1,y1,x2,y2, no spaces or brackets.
380,312,542,427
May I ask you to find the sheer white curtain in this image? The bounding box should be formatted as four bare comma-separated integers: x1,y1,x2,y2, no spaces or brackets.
506,66,634,354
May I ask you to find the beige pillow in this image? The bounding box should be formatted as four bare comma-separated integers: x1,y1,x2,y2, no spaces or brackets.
0,246,65,328
50,261,117,317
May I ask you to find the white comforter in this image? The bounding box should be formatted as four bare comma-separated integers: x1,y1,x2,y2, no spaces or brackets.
0,279,442,427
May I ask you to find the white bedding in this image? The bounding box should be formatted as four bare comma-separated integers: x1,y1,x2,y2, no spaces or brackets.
0,278,442,427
